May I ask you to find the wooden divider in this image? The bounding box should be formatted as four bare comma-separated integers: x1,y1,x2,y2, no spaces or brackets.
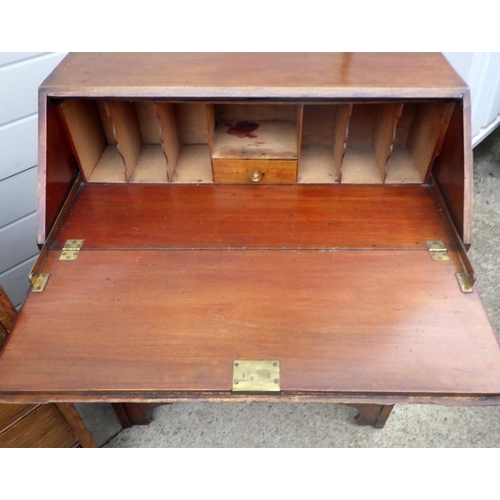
333,104,353,181
407,102,455,181
58,98,455,186
104,101,142,181
58,99,106,181
167,103,212,183
155,102,181,181
298,104,352,183
372,103,404,181
314,101,454,185
341,105,376,182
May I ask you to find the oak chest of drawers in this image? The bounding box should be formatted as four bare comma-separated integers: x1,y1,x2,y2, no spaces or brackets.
1,53,499,429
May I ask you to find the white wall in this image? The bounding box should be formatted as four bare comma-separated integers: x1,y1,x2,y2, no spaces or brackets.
0,52,67,307
443,52,500,147
0,52,498,307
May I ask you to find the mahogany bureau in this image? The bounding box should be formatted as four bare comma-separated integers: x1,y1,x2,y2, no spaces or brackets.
1,52,500,430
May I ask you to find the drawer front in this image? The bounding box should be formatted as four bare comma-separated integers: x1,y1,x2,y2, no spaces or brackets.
0,403,37,430
212,159,297,184
0,404,78,448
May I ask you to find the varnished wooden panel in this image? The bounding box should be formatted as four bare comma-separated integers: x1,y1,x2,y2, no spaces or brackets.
39,100,79,243
0,404,77,448
17,53,485,412
1,249,500,397
433,100,471,244
53,184,452,250
0,404,36,430
0,283,16,335
58,99,106,180
212,120,298,160
41,53,466,99
212,159,297,184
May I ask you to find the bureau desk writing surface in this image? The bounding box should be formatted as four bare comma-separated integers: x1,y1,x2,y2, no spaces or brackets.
1,53,500,427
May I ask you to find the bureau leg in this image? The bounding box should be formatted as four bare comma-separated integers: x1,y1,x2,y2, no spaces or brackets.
113,403,164,428
348,404,394,429
56,403,99,447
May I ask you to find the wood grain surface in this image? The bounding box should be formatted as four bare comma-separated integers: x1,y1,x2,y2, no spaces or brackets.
433,100,471,244
0,403,36,429
40,53,466,99
0,404,78,447
53,184,453,250
39,101,79,243
1,249,499,397
17,53,489,409
212,159,298,184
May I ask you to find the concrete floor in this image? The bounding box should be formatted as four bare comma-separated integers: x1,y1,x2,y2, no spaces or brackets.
106,127,500,447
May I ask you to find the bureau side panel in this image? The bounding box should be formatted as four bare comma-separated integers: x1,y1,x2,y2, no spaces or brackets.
37,95,79,245
432,96,472,245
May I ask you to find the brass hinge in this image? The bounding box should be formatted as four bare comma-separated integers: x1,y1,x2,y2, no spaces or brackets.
456,273,474,294
60,239,84,261
426,240,450,261
426,240,474,293
30,272,50,293
232,360,281,392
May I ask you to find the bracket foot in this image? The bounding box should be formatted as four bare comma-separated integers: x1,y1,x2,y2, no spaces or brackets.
113,403,165,428
347,404,394,429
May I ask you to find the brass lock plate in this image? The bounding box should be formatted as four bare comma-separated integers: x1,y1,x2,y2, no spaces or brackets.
232,360,280,392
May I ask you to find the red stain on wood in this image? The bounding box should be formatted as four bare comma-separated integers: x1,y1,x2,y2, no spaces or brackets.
226,121,259,138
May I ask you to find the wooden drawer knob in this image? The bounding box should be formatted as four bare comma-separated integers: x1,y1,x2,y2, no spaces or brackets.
251,170,262,182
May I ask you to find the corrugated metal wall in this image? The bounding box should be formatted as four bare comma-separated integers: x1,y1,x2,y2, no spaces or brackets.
0,52,67,307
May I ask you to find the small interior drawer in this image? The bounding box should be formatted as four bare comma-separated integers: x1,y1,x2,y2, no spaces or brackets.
212,158,298,184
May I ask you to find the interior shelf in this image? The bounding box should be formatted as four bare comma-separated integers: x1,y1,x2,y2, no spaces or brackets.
170,145,213,183
385,147,422,184
210,104,299,157
212,120,298,160
58,98,455,186
90,145,128,183
340,103,399,184
297,104,350,183
59,99,213,184
342,144,384,184
385,102,455,184
298,145,339,183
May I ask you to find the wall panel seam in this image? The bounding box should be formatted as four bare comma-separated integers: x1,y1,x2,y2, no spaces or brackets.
0,210,36,231
0,112,37,130
0,52,61,71
0,165,37,183
0,253,39,279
